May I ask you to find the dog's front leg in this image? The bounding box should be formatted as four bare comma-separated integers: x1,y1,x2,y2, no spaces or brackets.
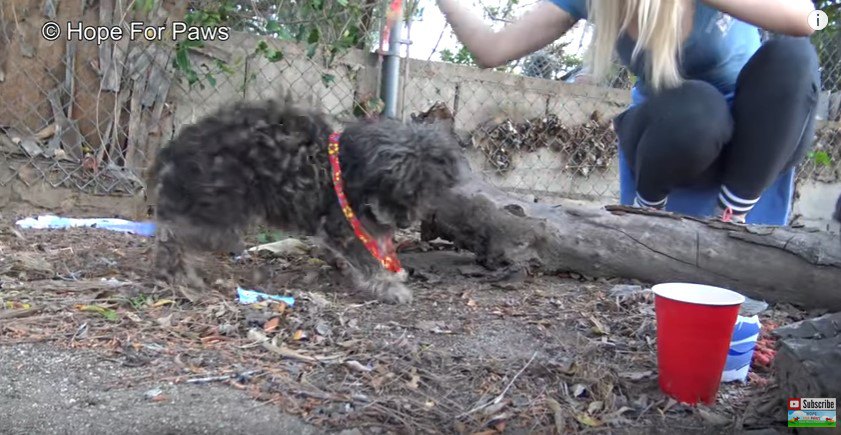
318,235,412,304
153,222,206,290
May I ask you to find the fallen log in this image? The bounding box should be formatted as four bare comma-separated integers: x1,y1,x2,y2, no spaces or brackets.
421,162,841,311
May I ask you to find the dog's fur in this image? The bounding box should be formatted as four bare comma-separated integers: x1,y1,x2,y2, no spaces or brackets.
149,99,461,303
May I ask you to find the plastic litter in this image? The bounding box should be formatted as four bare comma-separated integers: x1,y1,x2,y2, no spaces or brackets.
236,286,295,306
15,215,156,237
721,314,761,383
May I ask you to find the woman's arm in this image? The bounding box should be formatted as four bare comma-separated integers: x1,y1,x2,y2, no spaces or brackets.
702,0,816,36
436,0,578,68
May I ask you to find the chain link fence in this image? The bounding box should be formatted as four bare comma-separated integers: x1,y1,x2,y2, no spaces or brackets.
403,23,841,204
0,0,838,210
802,28,841,185
0,0,382,197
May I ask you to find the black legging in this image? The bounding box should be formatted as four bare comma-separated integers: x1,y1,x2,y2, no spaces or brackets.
613,36,821,212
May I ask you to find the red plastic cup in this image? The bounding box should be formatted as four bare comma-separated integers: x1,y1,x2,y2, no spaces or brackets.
652,283,745,405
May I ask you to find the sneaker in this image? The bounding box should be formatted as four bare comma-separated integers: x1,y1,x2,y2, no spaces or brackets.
718,206,747,225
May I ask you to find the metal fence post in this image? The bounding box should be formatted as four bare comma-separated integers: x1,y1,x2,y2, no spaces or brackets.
381,19,404,119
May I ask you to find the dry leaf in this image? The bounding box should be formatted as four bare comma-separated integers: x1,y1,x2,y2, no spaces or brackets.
200,335,224,344
151,299,176,308
337,339,361,348
546,397,566,434
575,413,603,427
587,401,603,414
588,315,609,335
264,317,280,332
405,370,420,389
275,302,287,314
619,370,653,381
482,400,509,416
156,314,174,328
572,383,587,397
697,408,730,427
370,374,392,389
344,360,373,373
494,421,506,432
466,299,477,307
292,329,307,341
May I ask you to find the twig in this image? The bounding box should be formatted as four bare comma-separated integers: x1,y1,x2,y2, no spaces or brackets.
247,328,345,363
426,22,450,62
458,351,538,418
186,370,262,384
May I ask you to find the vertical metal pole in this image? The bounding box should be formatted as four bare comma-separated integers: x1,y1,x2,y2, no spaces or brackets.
381,19,404,119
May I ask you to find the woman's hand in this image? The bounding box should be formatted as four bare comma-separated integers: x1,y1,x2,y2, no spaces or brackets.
436,0,577,68
701,0,816,36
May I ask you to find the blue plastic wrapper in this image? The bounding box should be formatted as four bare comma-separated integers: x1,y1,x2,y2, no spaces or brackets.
16,215,156,237
721,314,761,383
236,286,295,306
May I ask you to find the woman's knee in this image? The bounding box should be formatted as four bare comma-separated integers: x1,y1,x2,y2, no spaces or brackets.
739,37,821,91
638,80,734,160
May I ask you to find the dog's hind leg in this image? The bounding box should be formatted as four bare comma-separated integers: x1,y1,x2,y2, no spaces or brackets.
153,220,244,292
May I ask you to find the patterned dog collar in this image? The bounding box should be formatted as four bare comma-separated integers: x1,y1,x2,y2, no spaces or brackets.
327,132,403,274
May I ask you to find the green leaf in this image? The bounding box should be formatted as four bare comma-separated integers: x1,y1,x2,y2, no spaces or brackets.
307,28,321,45
321,73,335,87
77,304,119,322
133,0,155,13
266,50,284,62
306,44,317,59
205,73,217,87
337,0,348,6
266,19,282,34
277,27,294,40
175,48,191,73
255,40,269,54
295,24,307,42
809,150,832,166
216,59,235,75
186,69,200,86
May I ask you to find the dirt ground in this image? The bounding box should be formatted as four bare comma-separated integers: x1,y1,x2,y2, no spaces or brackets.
0,212,809,434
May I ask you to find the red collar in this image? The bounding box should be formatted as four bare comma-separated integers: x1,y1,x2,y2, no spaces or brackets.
328,132,403,274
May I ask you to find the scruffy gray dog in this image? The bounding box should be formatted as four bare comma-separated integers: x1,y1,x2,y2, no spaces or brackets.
149,99,461,304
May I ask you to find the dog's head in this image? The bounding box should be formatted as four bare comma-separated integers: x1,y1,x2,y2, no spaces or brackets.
337,118,462,232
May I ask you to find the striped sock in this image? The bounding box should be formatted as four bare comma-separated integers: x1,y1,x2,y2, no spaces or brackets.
633,193,667,210
718,185,759,220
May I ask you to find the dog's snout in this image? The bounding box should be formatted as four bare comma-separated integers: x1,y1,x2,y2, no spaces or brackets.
397,217,411,229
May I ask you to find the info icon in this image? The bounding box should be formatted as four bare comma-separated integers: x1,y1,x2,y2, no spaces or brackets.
788,398,801,411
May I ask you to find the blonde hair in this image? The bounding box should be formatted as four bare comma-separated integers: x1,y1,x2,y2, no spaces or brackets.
586,0,687,91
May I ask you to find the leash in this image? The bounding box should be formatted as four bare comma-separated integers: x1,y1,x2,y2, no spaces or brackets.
327,132,404,274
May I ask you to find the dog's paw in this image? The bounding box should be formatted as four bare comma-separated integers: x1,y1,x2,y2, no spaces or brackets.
380,281,413,304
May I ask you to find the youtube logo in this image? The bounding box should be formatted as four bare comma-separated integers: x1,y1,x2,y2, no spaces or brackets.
788,399,801,410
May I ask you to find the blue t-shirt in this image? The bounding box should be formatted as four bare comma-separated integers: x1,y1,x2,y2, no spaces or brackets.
548,0,794,225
